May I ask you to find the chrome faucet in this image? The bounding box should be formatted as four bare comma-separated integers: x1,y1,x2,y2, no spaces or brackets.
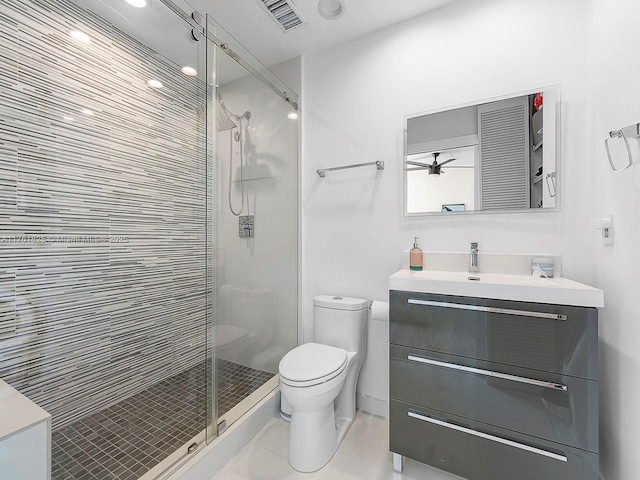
469,242,479,273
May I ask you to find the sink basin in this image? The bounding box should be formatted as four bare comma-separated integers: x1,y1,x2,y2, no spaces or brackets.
389,269,604,307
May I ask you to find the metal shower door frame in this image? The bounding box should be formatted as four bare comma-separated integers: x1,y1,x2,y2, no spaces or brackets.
158,0,299,110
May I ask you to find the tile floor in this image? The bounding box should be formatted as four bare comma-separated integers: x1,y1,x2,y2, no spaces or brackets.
212,411,464,480
51,359,274,480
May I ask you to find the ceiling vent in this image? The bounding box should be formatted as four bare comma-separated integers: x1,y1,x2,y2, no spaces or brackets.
256,0,306,33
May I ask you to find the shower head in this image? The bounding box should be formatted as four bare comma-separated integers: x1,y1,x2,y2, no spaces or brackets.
217,99,238,132
217,95,251,131
217,95,239,132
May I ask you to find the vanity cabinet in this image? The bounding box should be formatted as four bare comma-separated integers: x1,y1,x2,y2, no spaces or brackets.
0,379,51,480
389,290,599,480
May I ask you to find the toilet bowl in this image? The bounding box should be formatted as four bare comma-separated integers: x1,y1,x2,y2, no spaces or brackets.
280,342,348,472
278,295,368,472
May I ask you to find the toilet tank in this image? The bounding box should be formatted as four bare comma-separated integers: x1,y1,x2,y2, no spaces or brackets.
313,295,368,354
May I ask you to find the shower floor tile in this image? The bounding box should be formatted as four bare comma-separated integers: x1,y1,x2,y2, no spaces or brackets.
51,360,274,480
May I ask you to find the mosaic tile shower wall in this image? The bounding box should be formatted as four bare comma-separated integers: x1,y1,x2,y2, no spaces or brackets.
0,0,209,428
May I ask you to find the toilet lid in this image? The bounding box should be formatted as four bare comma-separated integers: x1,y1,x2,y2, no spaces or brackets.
279,342,347,384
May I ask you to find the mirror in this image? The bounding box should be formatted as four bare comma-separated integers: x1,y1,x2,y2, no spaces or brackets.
404,87,559,215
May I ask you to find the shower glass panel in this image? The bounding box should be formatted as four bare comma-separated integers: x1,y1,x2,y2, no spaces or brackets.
0,0,213,478
207,15,299,430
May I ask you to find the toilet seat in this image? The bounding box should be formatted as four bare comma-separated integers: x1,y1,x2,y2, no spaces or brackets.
279,342,347,387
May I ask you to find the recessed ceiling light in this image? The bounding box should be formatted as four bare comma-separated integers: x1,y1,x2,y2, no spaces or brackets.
147,79,163,89
70,30,91,45
318,0,346,19
181,66,198,76
80,108,94,116
63,116,74,122
126,0,147,7
288,112,298,120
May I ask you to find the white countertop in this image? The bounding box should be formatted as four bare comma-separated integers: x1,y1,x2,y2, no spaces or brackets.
389,269,604,308
0,379,50,441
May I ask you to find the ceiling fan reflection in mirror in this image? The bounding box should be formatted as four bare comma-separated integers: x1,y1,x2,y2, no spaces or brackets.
405,152,456,176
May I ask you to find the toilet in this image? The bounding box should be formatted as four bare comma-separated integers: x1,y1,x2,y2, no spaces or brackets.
278,295,368,472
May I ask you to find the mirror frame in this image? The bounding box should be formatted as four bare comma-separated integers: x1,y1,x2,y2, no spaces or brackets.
403,85,561,217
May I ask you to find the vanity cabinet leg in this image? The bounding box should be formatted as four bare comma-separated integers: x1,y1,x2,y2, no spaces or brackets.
392,452,404,473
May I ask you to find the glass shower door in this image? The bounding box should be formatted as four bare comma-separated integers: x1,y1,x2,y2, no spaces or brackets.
0,0,213,478
206,15,299,434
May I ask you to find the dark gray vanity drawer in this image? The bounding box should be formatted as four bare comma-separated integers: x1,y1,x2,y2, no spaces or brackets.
390,344,598,452
390,399,599,480
389,290,598,379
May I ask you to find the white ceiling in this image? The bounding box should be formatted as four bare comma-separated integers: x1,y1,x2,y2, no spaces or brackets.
80,0,460,88
187,0,461,68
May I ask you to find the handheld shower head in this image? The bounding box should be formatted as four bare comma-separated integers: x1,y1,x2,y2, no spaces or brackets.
240,111,251,120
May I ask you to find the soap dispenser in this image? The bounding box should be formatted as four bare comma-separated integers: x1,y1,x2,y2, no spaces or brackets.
410,237,423,271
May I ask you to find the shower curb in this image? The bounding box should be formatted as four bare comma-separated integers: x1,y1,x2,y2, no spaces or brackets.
162,388,280,480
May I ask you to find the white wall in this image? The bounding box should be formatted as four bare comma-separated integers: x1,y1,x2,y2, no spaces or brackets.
300,1,640,477
590,1,640,479
302,0,592,336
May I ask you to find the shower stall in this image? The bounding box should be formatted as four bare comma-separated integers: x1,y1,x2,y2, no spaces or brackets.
0,0,298,478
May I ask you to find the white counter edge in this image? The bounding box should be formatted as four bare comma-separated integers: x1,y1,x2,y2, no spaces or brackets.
389,272,604,308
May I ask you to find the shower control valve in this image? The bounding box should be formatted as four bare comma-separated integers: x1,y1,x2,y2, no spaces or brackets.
239,215,254,238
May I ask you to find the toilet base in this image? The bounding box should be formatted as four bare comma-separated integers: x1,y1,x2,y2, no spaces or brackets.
289,403,337,472
288,409,356,473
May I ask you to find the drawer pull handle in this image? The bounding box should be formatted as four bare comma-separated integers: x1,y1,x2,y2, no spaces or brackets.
407,355,568,392
407,410,568,463
407,299,567,321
